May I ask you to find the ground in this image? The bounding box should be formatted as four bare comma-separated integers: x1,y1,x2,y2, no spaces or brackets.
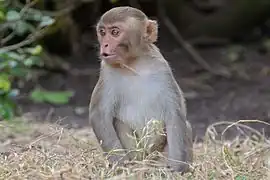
16,27,270,141
1,119,269,179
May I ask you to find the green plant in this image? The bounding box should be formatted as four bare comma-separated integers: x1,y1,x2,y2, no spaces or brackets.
0,0,58,120
30,88,74,105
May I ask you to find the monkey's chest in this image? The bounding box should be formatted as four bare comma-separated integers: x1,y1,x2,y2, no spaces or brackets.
114,79,167,129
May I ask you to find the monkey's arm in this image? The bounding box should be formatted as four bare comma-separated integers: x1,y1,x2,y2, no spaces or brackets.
166,107,192,173
164,77,193,172
90,108,124,152
89,79,125,162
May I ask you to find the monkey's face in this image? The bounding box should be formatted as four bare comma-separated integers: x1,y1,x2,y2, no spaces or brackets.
97,22,135,66
96,6,158,66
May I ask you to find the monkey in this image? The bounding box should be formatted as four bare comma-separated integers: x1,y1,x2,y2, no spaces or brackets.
89,6,193,173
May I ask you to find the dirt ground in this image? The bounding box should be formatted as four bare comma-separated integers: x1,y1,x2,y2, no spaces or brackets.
16,27,270,141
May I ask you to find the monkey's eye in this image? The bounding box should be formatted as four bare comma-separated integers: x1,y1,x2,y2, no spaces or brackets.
111,28,120,37
99,29,106,36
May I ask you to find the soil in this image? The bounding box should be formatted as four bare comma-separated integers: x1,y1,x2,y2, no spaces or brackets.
16,26,270,142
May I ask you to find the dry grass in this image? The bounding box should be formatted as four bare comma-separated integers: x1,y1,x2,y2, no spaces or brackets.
0,118,270,180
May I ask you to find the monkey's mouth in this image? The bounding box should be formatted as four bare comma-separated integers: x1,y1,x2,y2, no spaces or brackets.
101,53,119,62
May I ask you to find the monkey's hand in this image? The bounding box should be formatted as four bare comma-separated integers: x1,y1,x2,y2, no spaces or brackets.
90,106,128,165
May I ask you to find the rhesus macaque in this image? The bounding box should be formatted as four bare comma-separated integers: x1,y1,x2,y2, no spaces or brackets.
89,6,193,173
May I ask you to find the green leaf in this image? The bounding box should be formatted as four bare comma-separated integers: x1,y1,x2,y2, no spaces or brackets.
29,89,44,103
6,10,20,21
208,171,215,180
24,56,41,67
0,51,9,59
9,67,28,77
0,75,10,92
0,98,16,120
30,89,74,105
25,45,43,56
24,11,43,21
235,175,247,180
39,16,55,28
12,21,32,35
5,51,23,60
0,61,8,69
0,73,8,80
0,89,5,95
0,10,5,21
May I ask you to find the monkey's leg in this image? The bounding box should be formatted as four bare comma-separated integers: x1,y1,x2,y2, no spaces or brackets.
135,119,167,160
114,119,141,160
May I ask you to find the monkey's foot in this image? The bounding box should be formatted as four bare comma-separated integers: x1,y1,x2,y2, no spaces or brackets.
106,153,130,166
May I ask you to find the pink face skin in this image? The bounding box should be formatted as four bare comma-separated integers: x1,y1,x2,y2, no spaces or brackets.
97,23,127,65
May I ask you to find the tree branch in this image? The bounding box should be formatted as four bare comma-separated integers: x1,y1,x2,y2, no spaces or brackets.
156,0,231,78
0,27,49,52
14,0,79,18
0,31,15,46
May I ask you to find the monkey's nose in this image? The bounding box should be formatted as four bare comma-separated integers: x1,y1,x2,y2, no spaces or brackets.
104,44,108,47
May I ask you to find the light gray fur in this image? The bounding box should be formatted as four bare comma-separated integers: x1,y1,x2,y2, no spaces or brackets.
89,45,193,172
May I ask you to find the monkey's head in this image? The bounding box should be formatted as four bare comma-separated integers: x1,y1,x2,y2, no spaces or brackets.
96,6,158,66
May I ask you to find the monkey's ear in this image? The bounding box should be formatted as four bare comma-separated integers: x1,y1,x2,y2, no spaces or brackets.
145,19,158,43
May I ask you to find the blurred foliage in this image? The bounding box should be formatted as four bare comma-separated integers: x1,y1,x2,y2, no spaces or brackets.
0,0,73,120
30,88,74,105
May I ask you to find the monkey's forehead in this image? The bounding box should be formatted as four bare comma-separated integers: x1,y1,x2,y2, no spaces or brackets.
100,6,147,24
